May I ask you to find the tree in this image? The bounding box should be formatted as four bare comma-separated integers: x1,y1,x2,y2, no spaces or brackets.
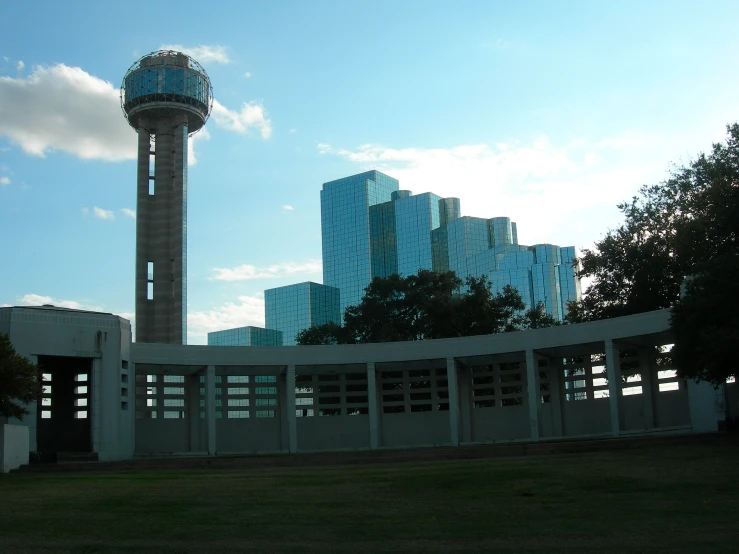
0,333,41,420
670,253,739,385
570,123,739,322
518,301,562,330
297,270,557,345
295,322,351,345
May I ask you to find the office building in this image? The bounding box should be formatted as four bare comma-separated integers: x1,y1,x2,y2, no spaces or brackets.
321,171,400,313
265,282,341,345
320,171,581,321
207,326,283,346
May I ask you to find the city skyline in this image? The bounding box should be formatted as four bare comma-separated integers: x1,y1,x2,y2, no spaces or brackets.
2,1,739,344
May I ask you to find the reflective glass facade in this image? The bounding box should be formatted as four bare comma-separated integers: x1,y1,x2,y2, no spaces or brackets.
311,171,581,329
394,192,441,276
265,282,341,345
207,326,283,347
321,171,399,312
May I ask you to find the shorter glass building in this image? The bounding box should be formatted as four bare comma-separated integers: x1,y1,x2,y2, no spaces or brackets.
207,326,283,346
265,282,341,346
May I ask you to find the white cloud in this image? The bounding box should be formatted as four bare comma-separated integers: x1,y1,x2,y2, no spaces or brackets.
0,64,134,160
317,131,717,250
282,205,294,213
16,60,24,71
289,129,296,134
93,206,115,220
188,295,265,343
244,72,252,78
0,176,9,186
0,64,208,164
209,260,322,281
188,126,210,165
120,208,136,219
212,99,272,139
81,207,89,216
159,44,230,64
17,294,102,311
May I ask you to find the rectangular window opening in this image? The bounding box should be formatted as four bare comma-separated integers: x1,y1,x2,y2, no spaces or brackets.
147,282,154,300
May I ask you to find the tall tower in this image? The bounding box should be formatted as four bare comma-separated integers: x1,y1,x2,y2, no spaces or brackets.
121,50,212,344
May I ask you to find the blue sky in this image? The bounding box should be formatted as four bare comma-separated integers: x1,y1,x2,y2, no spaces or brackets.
1,0,738,343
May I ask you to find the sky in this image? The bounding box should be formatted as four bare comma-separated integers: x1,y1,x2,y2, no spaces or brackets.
1,0,738,344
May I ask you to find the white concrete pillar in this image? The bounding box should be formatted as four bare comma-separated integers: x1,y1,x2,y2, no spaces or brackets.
605,339,622,436
286,365,297,453
525,349,540,442
206,365,216,455
446,357,460,446
688,379,720,433
639,348,656,429
548,358,564,437
367,363,379,449
457,368,473,444
91,357,103,455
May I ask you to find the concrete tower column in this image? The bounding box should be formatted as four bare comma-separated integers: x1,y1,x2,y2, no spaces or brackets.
135,116,188,344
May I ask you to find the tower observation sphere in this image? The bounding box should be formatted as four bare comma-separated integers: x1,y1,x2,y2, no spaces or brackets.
121,50,213,345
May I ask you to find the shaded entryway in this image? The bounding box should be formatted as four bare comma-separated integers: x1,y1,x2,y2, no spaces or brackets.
36,356,93,454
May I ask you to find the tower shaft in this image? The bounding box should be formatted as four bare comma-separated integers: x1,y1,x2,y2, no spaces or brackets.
135,115,188,344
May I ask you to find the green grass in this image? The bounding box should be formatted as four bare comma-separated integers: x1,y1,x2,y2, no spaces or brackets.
1,443,738,553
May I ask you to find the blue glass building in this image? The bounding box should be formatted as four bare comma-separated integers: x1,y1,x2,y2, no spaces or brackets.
265,282,341,345
207,326,283,346
320,171,581,322
321,171,400,313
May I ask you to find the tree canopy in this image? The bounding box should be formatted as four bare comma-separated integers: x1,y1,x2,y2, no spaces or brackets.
567,123,739,383
569,123,739,322
670,253,739,385
296,270,558,345
0,333,41,419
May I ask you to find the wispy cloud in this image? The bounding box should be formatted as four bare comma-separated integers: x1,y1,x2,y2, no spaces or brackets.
120,208,136,219
282,205,294,213
0,64,208,164
209,260,322,281
244,71,252,78
317,131,709,249
159,44,231,64
16,293,102,311
0,176,9,186
16,60,24,71
188,295,265,342
212,99,272,139
0,64,133,160
93,206,115,221
81,207,89,216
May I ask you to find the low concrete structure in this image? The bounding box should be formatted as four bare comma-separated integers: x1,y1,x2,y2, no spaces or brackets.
1,305,734,465
1,423,29,473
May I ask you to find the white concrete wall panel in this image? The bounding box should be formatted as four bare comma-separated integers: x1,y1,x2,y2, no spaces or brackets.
380,411,451,448
297,415,370,451
1,424,30,473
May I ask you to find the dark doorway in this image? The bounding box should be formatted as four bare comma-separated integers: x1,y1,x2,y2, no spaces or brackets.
36,356,93,453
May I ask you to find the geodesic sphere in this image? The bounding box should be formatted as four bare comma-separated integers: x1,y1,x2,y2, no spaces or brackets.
121,50,212,134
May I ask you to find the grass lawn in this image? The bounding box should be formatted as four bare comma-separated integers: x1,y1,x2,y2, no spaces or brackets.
1,442,738,553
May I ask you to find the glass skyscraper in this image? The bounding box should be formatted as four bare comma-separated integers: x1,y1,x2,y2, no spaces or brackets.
265,282,341,345
207,326,283,346
321,171,400,313
320,171,581,322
